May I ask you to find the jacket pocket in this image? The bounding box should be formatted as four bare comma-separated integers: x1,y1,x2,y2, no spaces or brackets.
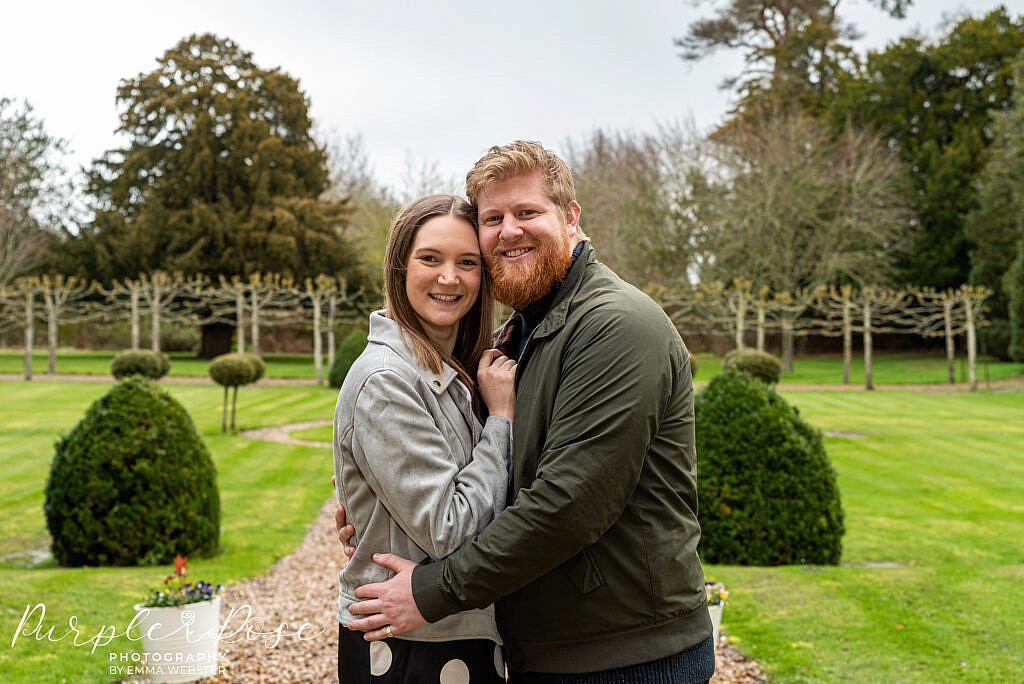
562,546,605,594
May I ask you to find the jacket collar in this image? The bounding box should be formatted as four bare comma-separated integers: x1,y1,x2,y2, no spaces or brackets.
367,310,459,395
530,240,594,341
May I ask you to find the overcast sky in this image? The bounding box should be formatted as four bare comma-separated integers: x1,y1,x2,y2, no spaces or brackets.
4,1,1021,192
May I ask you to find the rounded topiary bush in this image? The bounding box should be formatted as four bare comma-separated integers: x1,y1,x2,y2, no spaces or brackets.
111,350,170,380
329,328,369,388
722,348,781,385
44,376,219,566
209,353,258,386
695,370,844,565
209,352,264,432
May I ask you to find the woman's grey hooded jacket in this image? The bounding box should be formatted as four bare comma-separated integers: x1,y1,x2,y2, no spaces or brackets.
332,311,511,643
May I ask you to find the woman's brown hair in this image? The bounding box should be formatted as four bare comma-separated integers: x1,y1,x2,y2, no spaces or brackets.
383,194,494,415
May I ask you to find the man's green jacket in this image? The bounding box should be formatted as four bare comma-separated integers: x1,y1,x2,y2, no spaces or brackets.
412,242,711,673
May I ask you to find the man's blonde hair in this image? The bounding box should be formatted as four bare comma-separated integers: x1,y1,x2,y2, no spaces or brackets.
466,140,577,219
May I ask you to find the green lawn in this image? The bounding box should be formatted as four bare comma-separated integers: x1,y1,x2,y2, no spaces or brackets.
4,348,1022,385
0,380,339,682
0,349,330,379
691,352,1024,385
705,389,1024,682
1,381,1022,682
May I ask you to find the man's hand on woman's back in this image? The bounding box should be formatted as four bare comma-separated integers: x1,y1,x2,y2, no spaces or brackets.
335,504,356,558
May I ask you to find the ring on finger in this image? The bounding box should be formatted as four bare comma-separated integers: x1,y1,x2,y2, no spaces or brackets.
385,625,394,639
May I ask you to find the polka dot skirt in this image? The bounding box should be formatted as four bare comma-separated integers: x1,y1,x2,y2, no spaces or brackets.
339,623,506,683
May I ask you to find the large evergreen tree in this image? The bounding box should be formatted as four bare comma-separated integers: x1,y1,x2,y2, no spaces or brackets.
825,9,1024,293
72,33,360,286
965,55,1024,360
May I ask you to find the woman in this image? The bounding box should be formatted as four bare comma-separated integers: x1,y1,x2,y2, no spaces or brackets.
333,194,515,683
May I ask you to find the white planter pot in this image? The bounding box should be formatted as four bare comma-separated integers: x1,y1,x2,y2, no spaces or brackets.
133,595,221,683
708,602,723,646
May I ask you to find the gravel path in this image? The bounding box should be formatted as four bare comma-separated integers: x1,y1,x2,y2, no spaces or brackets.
239,420,331,448
206,497,344,683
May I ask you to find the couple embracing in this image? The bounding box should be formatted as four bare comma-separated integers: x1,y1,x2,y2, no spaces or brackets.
332,141,714,683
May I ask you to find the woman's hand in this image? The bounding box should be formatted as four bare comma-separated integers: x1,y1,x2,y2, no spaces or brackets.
477,349,516,420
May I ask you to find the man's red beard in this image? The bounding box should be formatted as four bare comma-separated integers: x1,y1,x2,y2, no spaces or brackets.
486,230,573,310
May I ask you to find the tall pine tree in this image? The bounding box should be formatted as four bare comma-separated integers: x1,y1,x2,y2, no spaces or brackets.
675,0,911,119
75,33,361,287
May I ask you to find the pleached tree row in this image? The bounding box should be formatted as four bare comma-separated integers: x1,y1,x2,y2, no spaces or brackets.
0,271,370,384
0,272,995,389
652,280,993,390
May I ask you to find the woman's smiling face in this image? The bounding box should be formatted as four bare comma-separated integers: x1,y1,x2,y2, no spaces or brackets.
405,214,483,350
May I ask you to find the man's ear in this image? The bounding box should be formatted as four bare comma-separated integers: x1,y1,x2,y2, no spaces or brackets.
565,201,582,238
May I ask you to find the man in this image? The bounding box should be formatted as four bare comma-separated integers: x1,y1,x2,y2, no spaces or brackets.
340,141,714,682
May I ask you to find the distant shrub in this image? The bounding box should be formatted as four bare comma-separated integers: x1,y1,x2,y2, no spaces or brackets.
695,370,844,565
158,325,200,353
111,350,170,380
329,328,369,388
44,376,219,566
209,352,264,432
156,352,171,377
722,348,781,385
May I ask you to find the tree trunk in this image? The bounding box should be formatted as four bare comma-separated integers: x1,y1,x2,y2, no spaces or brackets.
236,290,246,353
231,385,239,432
781,319,794,373
965,296,977,391
313,298,323,384
221,386,228,433
45,292,57,375
130,287,140,350
250,287,260,356
23,292,34,381
735,291,746,350
327,294,337,372
863,300,873,390
200,323,234,359
151,296,160,353
842,296,852,385
756,304,765,351
944,297,955,384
